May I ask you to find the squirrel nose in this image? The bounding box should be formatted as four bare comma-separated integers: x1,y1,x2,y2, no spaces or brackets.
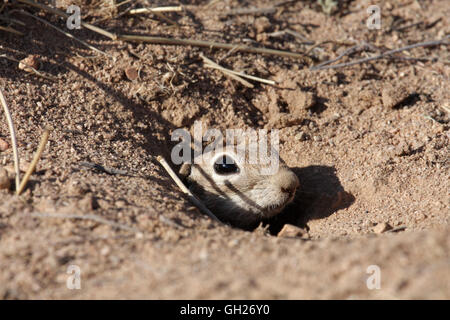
272,169,299,196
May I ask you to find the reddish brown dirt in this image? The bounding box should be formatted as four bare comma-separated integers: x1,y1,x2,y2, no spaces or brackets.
0,0,448,299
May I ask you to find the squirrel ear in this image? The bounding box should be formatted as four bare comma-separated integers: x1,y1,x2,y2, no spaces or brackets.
179,163,191,180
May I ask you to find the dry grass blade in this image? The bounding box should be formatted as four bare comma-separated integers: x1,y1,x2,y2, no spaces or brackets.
0,25,24,35
0,89,20,191
149,10,179,27
201,54,253,87
119,34,312,62
129,6,183,14
0,14,26,26
311,37,450,70
156,156,221,223
0,54,57,81
16,0,118,40
201,54,275,86
207,65,254,88
206,60,275,84
15,0,311,63
17,127,51,195
16,10,112,58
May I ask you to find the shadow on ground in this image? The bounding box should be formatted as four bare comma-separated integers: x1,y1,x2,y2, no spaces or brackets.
267,165,355,235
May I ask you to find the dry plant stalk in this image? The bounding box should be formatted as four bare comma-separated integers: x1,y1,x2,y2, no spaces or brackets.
0,54,57,81
129,6,183,14
311,36,450,70
0,89,20,191
0,25,24,35
17,127,51,195
156,156,221,223
201,54,253,88
119,34,311,62
16,0,311,63
201,54,276,86
16,10,111,58
16,0,118,40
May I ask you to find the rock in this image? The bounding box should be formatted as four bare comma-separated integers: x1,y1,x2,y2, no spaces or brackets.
277,224,309,239
282,90,316,115
373,222,392,234
18,55,40,72
296,131,308,141
0,138,9,152
394,141,410,156
313,135,322,142
381,84,409,109
100,246,111,256
0,167,11,190
125,67,139,81
254,16,271,34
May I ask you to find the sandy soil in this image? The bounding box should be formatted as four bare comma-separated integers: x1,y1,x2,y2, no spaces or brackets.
0,0,448,299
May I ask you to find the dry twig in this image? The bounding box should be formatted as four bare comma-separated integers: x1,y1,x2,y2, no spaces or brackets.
0,25,24,35
15,10,111,58
310,43,371,70
201,54,275,87
156,155,220,223
17,127,51,195
0,54,57,81
0,89,20,191
16,0,118,39
129,6,183,14
201,54,253,88
118,34,312,62
16,0,311,63
311,37,449,70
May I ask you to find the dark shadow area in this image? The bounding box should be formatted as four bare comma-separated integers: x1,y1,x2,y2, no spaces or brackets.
183,163,354,233
308,96,328,115
265,165,355,235
392,93,421,109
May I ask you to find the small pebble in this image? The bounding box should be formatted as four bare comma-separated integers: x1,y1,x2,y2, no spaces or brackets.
135,232,144,239
381,83,409,109
18,55,40,72
125,67,139,81
373,222,392,234
277,224,309,239
254,16,271,33
313,135,322,142
100,246,111,256
0,138,9,152
296,131,308,141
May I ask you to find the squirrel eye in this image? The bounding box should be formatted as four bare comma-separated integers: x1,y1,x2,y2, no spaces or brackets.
214,155,240,175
